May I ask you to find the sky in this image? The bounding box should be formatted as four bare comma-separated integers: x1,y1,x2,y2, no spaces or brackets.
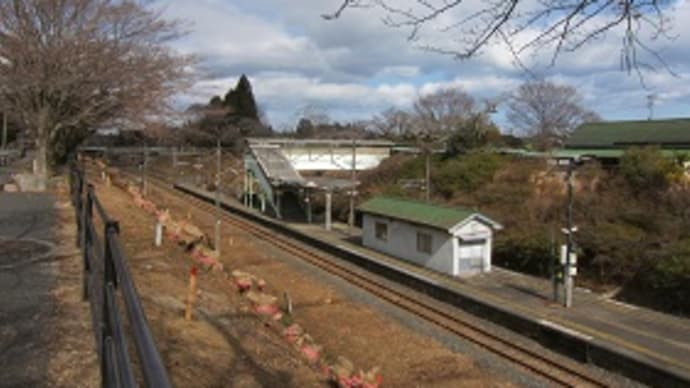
154,0,690,132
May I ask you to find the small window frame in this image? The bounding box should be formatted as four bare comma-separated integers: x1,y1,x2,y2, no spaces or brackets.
375,222,388,241
416,232,432,254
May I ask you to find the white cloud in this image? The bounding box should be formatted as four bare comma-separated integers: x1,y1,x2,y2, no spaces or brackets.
155,0,690,128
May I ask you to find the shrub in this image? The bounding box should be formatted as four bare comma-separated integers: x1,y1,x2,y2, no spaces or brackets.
431,153,504,198
621,240,690,315
619,147,683,192
493,229,555,277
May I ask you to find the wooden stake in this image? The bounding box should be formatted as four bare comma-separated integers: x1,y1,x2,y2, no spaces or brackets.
185,266,198,321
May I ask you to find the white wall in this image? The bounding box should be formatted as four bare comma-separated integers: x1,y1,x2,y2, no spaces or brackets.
362,214,494,276
453,219,493,273
281,147,390,171
362,214,455,274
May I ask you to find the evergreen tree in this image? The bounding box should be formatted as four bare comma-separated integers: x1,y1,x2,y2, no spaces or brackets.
223,74,259,120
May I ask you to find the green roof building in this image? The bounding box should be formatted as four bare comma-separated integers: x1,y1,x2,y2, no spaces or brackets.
358,197,501,276
560,118,690,160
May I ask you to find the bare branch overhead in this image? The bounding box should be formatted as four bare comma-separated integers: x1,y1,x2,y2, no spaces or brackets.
325,0,677,76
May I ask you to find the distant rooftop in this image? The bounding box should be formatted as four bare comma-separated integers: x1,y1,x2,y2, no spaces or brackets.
566,118,690,149
358,196,501,232
246,138,395,147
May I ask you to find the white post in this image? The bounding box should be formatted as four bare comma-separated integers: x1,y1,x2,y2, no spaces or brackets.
325,191,332,231
154,222,163,247
260,193,266,213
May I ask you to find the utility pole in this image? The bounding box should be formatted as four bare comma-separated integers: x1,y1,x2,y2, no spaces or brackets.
425,151,431,202
563,161,576,308
647,94,657,121
1,112,7,149
348,139,357,228
214,139,221,254
550,227,559,303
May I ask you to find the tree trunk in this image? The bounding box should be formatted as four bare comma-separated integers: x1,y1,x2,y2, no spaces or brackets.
33,130,49,191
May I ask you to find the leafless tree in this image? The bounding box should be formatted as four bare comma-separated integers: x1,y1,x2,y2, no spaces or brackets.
0,0,193,182
296,103,332,126
506,80,600,150
325,1,677,77
413,87,476,135
371,107,413,139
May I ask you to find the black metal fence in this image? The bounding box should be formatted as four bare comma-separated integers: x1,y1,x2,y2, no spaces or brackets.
69,164,171,388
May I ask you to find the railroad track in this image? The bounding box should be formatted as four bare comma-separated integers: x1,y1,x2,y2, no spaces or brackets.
119,168,609,388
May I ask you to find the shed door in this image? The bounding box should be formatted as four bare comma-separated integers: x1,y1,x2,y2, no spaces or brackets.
456,240,485,274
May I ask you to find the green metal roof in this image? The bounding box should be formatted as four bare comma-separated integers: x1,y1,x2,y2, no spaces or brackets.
552,148,690,159
566,118,690,148
358,196,484,231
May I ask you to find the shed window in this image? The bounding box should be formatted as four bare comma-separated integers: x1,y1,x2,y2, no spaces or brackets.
417,232,432,254
375,222,388,241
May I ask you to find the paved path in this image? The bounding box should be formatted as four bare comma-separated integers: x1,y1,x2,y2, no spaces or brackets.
0,192,98,387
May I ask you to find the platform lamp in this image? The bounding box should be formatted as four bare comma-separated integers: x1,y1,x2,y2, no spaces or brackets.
558,155,589,308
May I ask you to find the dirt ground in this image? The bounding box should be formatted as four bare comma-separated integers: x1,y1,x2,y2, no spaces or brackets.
92,173,512,387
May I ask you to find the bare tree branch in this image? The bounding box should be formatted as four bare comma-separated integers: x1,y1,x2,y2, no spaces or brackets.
506,79,600,150
326,0,677,76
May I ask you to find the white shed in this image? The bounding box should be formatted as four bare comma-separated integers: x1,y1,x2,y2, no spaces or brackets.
358,197,502,276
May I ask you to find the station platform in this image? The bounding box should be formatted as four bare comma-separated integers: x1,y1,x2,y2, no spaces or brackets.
174,182,690,386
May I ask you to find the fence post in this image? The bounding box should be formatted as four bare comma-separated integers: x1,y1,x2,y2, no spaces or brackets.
74,170,83,248
82,185,94,301
104,220,120,288
101,220,120,386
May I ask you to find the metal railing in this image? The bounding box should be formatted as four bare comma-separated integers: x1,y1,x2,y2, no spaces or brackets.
69,163,171,388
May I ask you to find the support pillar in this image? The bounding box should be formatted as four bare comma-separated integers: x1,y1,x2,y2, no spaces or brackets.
260,193,266,213
325,191,332,231
276,191,283,219
248,173,254,209
305,193,312,224
243,168,248,207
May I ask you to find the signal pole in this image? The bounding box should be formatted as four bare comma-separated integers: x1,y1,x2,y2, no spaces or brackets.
348,139,357,228
563,160,576,308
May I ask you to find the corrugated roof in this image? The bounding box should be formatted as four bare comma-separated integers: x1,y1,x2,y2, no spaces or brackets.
358,196,478,231
566,118,690,148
